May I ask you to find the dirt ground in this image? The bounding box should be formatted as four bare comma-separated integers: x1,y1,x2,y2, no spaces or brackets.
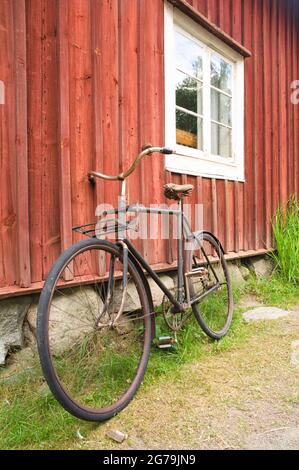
76,303,299,450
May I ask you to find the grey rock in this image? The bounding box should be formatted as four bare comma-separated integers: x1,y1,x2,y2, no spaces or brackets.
44,286,103,355
239,264,251,281
251,256,274,278
0,296,32,365
25,301,38,343
23,320,36,345
243,306,289,322
148,275,174,306
26,287,105,355
228,263,246,286
113,280,141,312
114,275,174,312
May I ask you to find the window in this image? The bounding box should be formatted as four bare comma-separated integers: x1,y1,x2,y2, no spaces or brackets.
164,3,245,181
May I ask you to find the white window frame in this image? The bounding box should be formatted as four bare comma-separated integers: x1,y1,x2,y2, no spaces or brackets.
164,2,245,181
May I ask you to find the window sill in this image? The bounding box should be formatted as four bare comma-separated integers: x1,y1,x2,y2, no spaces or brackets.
165,151,245,182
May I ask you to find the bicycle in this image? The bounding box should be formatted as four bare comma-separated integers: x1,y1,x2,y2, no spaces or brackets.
37,144,233,422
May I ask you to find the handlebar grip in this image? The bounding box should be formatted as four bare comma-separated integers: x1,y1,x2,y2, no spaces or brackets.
160,147,174,154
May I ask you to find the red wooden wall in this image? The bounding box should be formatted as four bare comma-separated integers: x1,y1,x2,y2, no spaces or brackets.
0,0,298,297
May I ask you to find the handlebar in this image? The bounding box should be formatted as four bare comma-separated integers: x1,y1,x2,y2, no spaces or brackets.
88,145,174,182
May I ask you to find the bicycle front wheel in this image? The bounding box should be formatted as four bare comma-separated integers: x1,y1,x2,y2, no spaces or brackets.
37,239,151,421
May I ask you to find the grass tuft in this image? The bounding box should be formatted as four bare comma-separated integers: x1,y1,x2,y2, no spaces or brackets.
271,195,299,285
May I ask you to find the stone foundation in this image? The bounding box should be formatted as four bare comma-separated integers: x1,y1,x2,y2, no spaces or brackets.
0,254,274,366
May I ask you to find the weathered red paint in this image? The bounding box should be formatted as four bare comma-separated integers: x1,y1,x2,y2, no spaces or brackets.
0,0,298,297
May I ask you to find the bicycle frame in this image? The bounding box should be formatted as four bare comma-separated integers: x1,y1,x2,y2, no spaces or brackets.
100,201,190,316
92,201,224,326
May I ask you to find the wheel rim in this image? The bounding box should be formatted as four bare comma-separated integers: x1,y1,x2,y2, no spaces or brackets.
43,244,150,413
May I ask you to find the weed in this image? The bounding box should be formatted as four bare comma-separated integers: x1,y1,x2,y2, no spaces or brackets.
271,196,299,285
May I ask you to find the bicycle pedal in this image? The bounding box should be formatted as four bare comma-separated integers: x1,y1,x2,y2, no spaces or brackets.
156,336,177,349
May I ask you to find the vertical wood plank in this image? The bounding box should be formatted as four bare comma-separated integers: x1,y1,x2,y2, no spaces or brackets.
216,180,225,248
293,0,299,197
262,0,272,248
0,0,18,287
231,0,242,253
224,180,229,253
41,0,61,278
58,0,72,254
243,0,255,250
139,0,165,264
26,0,43,283
14,0,31,287
165,171,174,264
234,182,239,253
93,0,119,212
211,178,218,237
270,0,280,218
252,0,263,250
286,0,294,198
68,0,94,234
277,0,288,207
119,0,144,253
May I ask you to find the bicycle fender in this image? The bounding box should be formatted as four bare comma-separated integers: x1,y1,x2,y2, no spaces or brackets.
193,230,225,255
128,252,156,342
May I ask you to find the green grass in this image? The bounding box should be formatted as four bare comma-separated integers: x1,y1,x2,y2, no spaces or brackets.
271,196,299,285
0,369,96,449
241,274,299,309
0,275,298,450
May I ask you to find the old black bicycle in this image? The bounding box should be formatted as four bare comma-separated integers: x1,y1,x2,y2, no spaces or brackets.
37,145,233,421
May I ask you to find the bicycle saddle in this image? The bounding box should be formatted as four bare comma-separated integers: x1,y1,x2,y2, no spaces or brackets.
164,183,194,201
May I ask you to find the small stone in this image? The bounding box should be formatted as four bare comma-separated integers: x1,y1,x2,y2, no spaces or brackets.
228,263,246,286
0,296,33,365
106,429,128,443
243,306,289,322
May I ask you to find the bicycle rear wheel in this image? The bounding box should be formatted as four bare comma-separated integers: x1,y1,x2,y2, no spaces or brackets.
186,232,233,339
37,238,151,421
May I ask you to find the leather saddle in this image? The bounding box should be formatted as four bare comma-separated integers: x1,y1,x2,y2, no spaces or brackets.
164,183,194,201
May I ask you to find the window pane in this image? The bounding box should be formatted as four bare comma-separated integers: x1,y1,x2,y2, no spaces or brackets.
211,123,232,158
211,54,232,94
211,89,232,126
176,71,203,115
176,109,203,150
175,31,203,79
